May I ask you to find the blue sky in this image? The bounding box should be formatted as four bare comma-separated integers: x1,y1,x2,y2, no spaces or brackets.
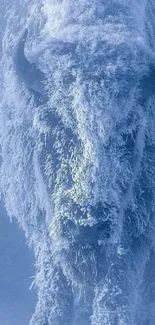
0,202,36,325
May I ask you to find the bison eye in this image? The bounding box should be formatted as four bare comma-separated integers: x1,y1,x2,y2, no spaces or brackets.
122,129,137,153
140,64,155,100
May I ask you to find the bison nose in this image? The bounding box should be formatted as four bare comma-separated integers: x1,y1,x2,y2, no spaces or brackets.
96,220,111,239
74,220,111,246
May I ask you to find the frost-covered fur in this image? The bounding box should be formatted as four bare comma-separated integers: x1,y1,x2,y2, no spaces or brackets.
1,0,155,324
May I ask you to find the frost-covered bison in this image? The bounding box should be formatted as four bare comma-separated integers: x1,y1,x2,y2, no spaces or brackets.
8,0,155,324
